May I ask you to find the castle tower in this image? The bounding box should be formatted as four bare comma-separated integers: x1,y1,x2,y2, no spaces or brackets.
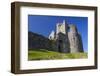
56,20,70,53
68,24,84,53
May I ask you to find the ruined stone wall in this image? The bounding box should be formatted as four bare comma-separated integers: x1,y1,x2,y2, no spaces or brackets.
56,33,70,53
77,34,84,52
29,21,84,53
55,20,70,53
28,31,54,51
68,25,84,53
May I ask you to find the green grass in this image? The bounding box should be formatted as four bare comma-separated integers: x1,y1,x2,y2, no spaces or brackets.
28,49,88,60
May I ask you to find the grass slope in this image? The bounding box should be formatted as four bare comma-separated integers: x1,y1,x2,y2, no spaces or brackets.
28,49,87,60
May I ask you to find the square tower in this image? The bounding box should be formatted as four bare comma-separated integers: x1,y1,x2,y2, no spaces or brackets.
55,20,70,53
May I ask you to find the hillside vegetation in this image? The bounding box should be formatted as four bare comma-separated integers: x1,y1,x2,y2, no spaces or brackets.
28,49,87,60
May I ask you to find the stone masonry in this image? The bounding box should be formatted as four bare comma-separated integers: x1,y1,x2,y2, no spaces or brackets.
49,20,84,53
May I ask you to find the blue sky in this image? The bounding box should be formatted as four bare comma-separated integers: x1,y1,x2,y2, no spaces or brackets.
28,15,88,52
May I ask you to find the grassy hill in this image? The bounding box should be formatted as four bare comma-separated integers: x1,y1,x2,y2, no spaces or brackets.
28,49,87,60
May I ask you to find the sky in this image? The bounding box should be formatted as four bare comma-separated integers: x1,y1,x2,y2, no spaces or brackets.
28,15,88,52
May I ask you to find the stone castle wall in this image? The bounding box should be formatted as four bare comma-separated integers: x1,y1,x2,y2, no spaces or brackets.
68,25,84,53
52,20,84,53
29,20,84,53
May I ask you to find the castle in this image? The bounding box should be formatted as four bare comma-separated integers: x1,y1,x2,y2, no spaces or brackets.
48,20,84,53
